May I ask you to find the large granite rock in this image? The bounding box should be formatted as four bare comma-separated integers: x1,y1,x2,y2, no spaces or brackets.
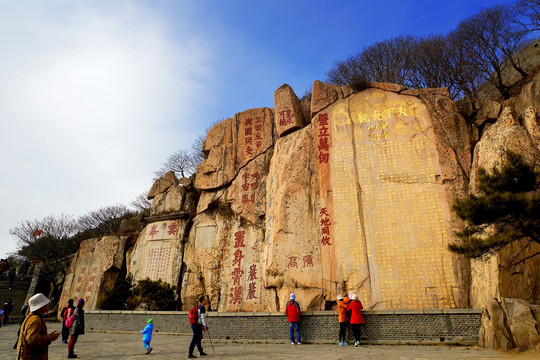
181,210,271,312
304,87,469,309
273,84,308,137
264,125,325,310
469,104,540,350
127,219,189,285
58,236,127,313
195,108,275,190
147,171,179,200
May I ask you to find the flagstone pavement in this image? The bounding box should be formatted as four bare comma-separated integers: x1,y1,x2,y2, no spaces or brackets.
1,322,538,359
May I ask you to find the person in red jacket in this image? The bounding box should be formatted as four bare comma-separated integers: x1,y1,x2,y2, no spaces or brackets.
346,294,364,347
285,293,301,345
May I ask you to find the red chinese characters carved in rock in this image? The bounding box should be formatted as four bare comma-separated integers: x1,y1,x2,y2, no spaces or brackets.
245,117,254,155
320,207,332,245
303,255,313,267
241,173,260,204
167,222,178,236
247,264,258,281
287,256,298,269
229,285,243,305
232,249,245,268
279,109,293,126
246,282,258,300
231,267,244,286
148,224,159,239
318,113,330,164
234,231,246,248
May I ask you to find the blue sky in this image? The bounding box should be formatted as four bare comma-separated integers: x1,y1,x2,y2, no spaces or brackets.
0,0,515,257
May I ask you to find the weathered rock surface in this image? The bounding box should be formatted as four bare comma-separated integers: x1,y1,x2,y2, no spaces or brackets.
470,107,540,193
58,236,127,313
195,108,275,190
149,185,187,216
273,84,308,137
147,171,179,200
263,125,324,310
127,219,189,285
469,102,540,350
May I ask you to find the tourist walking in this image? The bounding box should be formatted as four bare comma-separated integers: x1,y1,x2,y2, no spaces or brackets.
188,295,208,358
346,294,364,347
0,308,3,328
337,295,349,346
16,293,60,359
60,299,75,343
68,298,85,358
285,293,302,345
3,298,15,324
141,318,154,354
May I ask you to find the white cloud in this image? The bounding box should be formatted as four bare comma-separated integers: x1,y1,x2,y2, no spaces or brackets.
0,2,213,257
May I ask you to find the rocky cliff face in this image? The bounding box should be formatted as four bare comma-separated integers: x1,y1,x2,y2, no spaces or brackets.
60,73,540,349
469,89,540,350
175,82,473,312
59,236,127,312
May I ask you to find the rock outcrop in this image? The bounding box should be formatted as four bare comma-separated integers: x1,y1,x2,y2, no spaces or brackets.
468,103,540,351
59,236,127,311
60,72,540,350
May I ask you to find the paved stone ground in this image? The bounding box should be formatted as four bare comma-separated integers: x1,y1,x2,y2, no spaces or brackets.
1,322,538,359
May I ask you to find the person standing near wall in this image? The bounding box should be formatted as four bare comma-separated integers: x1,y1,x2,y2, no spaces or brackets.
337,295,349,346
285,293,302,345
188,295,208,358
60,299,75,344
68,298,85,358
346,294,364,347
16,293,60,359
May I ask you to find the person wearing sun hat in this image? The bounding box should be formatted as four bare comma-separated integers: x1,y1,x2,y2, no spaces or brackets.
16,293,60,359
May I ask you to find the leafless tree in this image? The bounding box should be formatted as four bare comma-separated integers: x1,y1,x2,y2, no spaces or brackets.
130,193,152,214
450,4,529,99
515,0,540,32
77,205,133,236
154,121,221,181
327,35,416,86
153,149,199,180
9,214,78,246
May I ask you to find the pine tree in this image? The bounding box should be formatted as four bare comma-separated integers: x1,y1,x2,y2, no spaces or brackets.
450,151,539,264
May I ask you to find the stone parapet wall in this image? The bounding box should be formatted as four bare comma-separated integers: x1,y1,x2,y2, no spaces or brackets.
85,309,481,344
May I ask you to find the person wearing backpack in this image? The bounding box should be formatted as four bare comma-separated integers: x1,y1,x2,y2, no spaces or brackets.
285,293,302,345
68,298,85,358
188,295,208,358
60,299,75,344
16,293,60,360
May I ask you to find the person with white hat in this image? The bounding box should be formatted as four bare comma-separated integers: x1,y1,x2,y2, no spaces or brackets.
16,293,60,359
346,294,365,347
285,293,302,345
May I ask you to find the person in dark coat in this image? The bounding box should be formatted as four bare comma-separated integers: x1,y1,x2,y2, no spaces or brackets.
68,299,85,358
60,299,75,343
3,298,15,324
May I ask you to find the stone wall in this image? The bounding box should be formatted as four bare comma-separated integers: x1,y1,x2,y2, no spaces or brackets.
85,309,481,344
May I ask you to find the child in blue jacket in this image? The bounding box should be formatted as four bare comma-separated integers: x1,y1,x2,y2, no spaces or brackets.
141,318,154,354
